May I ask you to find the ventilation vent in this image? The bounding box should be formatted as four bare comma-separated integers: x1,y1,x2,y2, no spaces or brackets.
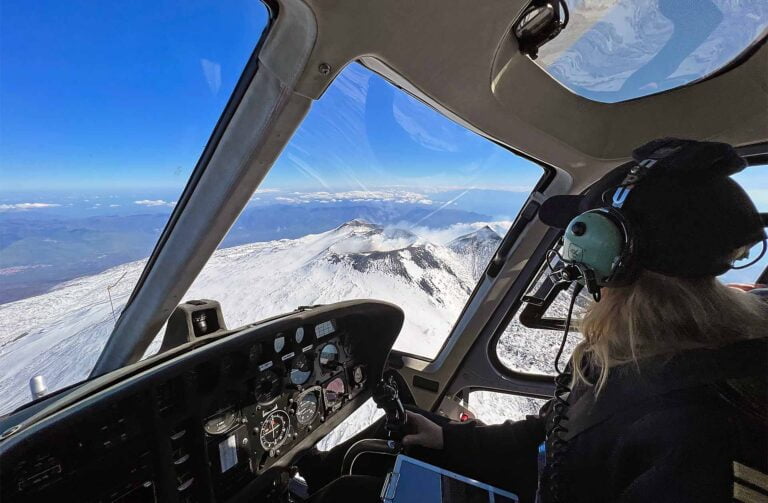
168,421,199,502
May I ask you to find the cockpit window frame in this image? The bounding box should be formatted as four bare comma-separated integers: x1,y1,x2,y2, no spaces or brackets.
122,1,278,310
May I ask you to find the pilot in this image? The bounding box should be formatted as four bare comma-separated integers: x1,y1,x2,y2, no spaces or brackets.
305,138,768,503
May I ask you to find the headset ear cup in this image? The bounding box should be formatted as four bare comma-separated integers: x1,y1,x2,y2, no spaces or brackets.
563,209,628,286
598,207,636,286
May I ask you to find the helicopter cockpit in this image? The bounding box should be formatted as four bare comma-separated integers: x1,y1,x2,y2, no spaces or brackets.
1,0,766,502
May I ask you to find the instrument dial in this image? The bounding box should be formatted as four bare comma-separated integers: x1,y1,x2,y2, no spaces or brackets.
203,409,237,435
254,370,282,404
352,365,364,385
323,376,346,408
295,392,319,425
273,335,286,354
259,410,290,451
318,343,339,368
290,353,313,385
295,327,305,344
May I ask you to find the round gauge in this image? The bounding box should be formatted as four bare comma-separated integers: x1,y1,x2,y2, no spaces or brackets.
352,365,364,385
295,392,319,425
323,377,346,408
273,335,286,354
259,410,290,451
254,370,282,404
295,327,305,344
204,409,237,435
290,354,313,385
318,344,339,368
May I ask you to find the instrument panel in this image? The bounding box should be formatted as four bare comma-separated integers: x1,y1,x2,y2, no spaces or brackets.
0,300,403,503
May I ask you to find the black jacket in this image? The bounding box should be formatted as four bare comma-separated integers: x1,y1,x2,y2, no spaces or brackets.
440,337,768,503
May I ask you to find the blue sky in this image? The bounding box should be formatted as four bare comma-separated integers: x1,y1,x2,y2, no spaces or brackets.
0,0,541,197
0,0,269,190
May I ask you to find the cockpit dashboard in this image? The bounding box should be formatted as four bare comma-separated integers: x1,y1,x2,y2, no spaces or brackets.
0,300,403,503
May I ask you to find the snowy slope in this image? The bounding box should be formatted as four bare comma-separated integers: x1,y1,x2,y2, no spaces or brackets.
0,220,497,414
447,225,501,281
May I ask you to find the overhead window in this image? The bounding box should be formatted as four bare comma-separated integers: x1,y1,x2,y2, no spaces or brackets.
536,0,768,103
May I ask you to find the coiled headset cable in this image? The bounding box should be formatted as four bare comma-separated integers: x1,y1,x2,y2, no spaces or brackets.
545,281,583,502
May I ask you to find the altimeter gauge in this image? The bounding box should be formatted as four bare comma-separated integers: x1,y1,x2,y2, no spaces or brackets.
295,391,320,425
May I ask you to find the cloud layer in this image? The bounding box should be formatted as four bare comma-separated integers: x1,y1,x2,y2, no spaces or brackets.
134,199,176,207
0,202,60,211
266,190,434,205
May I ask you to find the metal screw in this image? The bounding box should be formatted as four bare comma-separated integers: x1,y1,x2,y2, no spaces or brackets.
242,437,249,446
318,63,331,75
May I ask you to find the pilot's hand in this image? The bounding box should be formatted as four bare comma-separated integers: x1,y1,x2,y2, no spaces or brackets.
402,411,444,450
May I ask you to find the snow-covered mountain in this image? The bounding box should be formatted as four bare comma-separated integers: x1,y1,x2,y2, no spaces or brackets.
0,220,507,415
447,225,501,281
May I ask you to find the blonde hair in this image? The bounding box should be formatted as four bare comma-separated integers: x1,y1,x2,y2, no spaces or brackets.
572,268,768,392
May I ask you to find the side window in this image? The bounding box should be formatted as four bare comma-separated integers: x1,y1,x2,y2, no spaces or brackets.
495,252,587,376
179,63,545,361
467,391,547,424
719,165,768,285
316,398,383,451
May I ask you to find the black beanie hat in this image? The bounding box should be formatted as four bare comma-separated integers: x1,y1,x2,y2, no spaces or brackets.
539,138,767,278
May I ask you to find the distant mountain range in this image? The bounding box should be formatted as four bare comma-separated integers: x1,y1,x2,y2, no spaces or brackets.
0,202,493,304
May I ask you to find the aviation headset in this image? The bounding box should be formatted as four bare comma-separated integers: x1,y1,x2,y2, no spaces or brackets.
557,163,648,297
549,139,768,301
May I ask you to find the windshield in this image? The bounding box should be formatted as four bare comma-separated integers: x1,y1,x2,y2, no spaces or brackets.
149,64,544,360
537,0,768,103
0,1,270,414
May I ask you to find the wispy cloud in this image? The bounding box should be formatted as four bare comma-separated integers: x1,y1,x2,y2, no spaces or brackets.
134,199,176,207
399,221,513,245
200,58,222,95
0,202,61,211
